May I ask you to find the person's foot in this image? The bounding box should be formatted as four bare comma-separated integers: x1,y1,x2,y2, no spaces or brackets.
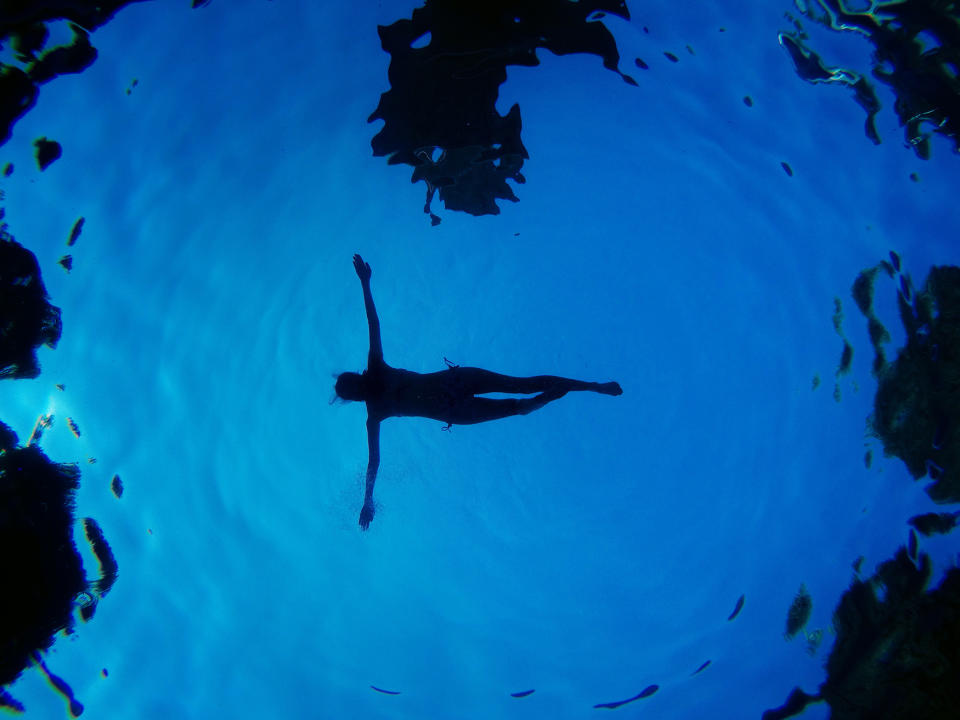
598,382,623,396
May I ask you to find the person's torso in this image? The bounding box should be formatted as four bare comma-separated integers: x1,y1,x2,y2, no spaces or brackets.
369,366,458,421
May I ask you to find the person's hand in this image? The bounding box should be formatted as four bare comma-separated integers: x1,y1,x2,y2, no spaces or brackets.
359,501,375,531
353,254,371,282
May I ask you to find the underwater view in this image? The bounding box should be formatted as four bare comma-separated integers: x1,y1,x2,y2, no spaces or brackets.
2,1,959,718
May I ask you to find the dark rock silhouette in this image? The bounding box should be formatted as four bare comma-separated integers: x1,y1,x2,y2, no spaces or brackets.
860,264,960,503
593,683,658,709
691,659,711,675
369,0,635,223
33,653,83,717
0,63,38,146
83,518,118,598
764,549,960,720
727,593,745,620
841,258,960,501
67,216,84,246
33,135,61,170
908,511,959,536
0,1,202,147
0,229,62,379
0,688,25,712
851,265,891,376
780,1,960,159
370,685,400,695
785,584,812,640
762,687,820,720
0,422,118,714
26,23,97,85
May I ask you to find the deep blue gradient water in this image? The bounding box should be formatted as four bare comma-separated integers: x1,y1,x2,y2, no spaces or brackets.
1,1,958,718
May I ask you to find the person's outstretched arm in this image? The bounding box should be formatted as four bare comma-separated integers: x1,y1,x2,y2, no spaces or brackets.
353,254,383,366
360,416,381,530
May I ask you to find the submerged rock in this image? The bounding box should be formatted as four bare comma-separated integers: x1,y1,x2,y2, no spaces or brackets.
869,266,960,503
0,1,154,147
0,230,62,379
0,421,118,712
844,258,960,503
33,136,61,170
369,0,634,224
780,1,960,159
727,593,745,620
908,511,959,537
67,216,84,246
785,584,812,640
593,684,658,709
765,549,960,719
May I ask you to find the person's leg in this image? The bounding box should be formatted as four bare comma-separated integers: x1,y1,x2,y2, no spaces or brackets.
452,367,621,396
445,388,569,425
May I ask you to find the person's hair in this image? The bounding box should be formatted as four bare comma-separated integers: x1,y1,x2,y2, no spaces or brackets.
334,371,367,402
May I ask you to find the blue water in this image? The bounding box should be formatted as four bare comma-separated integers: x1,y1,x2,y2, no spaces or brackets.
1,1,958,718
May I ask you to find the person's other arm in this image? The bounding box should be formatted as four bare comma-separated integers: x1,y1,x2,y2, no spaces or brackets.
359,416,380,530
353,254,383,367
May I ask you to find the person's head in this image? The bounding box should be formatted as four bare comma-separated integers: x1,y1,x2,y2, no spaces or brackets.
334,371,367,402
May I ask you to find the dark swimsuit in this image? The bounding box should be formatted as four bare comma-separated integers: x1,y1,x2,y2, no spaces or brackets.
417,368,464,418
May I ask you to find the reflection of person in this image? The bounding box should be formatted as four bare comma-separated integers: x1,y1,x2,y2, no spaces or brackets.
336,254,623,530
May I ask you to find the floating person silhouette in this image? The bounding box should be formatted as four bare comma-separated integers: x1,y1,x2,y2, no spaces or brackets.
336,254,623,530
